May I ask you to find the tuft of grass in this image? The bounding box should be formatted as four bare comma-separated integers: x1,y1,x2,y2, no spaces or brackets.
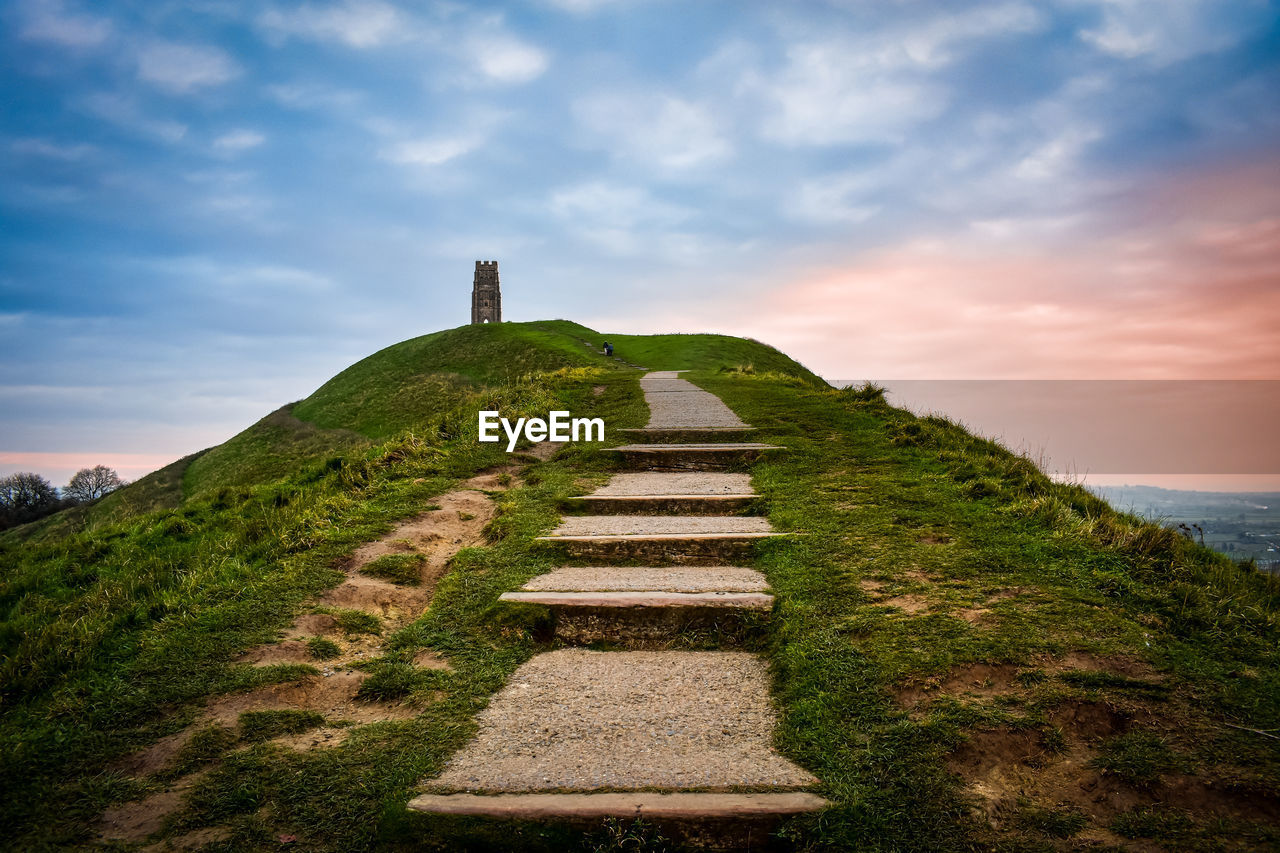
354,663,418,702
1110,805,1195,839
305,637,341,660
327,608,383,636
238,710,326,743
1060,669,1169,696
358,553,426,586
1092,731,1189,786
1014,801,1089,838
168,724,237,778
586,818,673,853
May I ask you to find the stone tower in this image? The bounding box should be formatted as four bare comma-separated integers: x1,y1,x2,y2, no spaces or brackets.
471,260,501,324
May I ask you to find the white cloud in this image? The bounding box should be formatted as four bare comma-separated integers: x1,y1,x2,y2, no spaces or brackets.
213,130,266,154
257,0,410,48
381,134,482,167
10,137,96,160
733,3,1046,146
786,173,880,225
1012,126,1102,181
548,182,701,256
755,46,943,145
543,0,633,12
136,40,240,93
79,93,188,142
1076,0,1264,65
574,93,729,170
550,182,690,228
265,82,363,110
468,34,549,84
898,2,1044,67
17,0,112,48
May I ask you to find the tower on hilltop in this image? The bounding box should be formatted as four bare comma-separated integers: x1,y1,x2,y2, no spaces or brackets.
471,261,501,325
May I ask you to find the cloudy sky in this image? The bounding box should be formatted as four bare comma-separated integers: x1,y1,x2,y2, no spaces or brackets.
2,0,1278,488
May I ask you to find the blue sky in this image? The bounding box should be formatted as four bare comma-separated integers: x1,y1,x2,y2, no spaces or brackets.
2,0,1278,486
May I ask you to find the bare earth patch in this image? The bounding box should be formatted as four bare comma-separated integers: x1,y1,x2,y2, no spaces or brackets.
880,593,930,615
269,726,352,752
142,825,232,852
98,777,202,844
103,485,498,845
950,728,1279,840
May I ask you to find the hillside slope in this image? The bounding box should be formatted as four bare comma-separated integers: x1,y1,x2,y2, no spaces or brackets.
1,325,1276,852
7,321,821,541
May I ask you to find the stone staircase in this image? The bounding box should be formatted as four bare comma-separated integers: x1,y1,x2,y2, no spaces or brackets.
408,371,825,847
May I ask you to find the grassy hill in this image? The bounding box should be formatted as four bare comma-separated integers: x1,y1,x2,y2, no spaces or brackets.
7,321,818,541
1,322,1277,852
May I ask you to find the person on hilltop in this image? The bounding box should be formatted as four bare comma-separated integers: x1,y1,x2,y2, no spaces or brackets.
604,341,614,357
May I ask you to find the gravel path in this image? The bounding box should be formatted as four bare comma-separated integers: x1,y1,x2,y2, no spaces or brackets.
428,650,817,792
590,472,754,496
640,371,746,429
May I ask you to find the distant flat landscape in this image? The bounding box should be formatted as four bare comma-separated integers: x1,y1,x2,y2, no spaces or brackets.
1090,485,1280,572
832,380,1280,571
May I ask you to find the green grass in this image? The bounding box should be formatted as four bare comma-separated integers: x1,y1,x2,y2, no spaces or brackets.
360,553,427,586
306,637,342,660
184,406,370,498
1092,731,1189,786
2,324,1278,851
693,370,1280,850
0,346,646,851
238,710,327,743
328,608,383,636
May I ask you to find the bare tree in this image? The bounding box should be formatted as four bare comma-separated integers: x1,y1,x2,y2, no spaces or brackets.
0,472,61,527
64,465,126,503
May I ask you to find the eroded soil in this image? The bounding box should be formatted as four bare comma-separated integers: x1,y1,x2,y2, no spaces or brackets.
96,475,507,845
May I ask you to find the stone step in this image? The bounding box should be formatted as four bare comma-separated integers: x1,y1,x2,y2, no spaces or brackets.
538,532,780,564
500,590,774,644
408,791,828,819
421,649,817,793
549,516,775,537
613,442,783,470
618,426,758,444
571,493,756,515
521,565,770,592
505,567,773,644
589,471,755,495
407,792,828,850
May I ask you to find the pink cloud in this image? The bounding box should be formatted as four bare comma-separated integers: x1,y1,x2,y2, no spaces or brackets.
718,155,1280,379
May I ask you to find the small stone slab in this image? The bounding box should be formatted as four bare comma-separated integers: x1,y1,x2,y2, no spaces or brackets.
550,516,774,537
424,649,818,792
521,566,769,593
613,443,783,471
407,791,829,819
619,427,758,444
500,591,774,609
537,532,782,565
575,494,755,515
591,472,754,496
